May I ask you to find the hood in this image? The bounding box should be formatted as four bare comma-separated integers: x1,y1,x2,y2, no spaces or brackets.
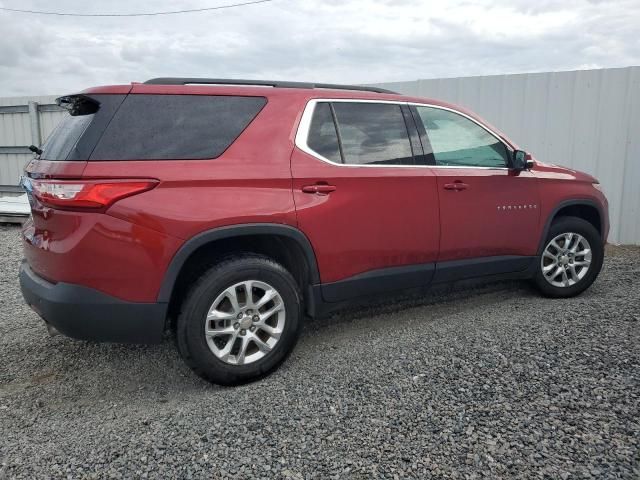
532,158,599,183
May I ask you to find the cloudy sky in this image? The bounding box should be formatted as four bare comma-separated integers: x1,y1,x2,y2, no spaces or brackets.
0,0,638,96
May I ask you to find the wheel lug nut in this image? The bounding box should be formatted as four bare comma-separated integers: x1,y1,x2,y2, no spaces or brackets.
233,322,240,330
246,309,253,315
237,313,243,320
250,326,256,332
240,329,246,336
252,315,259,322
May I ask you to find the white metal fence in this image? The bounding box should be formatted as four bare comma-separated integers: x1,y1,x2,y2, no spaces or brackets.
0,95,66,187
374,67,640,245
1,67,638,243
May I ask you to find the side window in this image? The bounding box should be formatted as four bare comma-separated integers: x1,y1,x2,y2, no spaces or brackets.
332,102,414,166
90,95,266,160
416,106,509,168
307,103,342,163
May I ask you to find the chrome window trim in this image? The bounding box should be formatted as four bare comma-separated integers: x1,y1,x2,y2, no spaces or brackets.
294,98,512,170
295,99,421,169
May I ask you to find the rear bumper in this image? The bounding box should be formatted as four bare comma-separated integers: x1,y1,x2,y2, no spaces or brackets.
19,261,167,344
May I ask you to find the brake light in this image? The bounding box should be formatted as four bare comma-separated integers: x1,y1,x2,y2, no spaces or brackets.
31,179,158,210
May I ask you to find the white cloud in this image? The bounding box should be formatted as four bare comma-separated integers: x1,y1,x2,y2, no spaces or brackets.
0,0,638,96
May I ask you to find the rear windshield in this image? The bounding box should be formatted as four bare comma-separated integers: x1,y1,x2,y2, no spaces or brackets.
40,95,125,161
40,94,267,161
40,115,92,160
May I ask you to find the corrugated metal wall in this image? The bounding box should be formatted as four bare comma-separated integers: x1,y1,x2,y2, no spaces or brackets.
375,66,640,245
0,95,65,186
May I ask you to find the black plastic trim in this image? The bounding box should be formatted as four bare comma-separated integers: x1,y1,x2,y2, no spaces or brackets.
537,199,606,254
143,78,397,94
321,262,435,303
328,103,345,163
408,105,436,165
308,255,537,318
19,262,166,344
432,255,535,283
400,104,422,165
158,223,320,303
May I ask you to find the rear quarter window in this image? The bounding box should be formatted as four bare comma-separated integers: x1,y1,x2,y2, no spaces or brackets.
90,94,267,160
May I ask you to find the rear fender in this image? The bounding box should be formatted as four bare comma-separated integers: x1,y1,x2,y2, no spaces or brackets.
158,223,320,303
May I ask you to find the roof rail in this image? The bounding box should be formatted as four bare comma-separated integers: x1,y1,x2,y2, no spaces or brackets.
143,77,397,94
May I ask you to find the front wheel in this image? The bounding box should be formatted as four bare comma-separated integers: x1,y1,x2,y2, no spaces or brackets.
533,216,604,298
176,255,302,385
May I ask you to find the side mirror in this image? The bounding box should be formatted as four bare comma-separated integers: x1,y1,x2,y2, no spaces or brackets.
512,150,533,170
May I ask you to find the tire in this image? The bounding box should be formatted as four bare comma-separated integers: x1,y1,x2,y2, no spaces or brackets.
533,216,604,298
176,255,302,385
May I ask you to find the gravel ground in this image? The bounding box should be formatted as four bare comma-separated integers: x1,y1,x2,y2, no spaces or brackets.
0,224,638,479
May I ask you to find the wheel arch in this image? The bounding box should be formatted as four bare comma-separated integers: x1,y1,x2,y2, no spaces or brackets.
538,199,605,254
159,223,320,312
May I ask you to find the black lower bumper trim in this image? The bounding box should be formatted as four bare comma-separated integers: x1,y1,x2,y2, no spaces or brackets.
19,262,167,344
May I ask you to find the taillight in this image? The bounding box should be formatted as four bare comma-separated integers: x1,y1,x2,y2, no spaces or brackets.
30,179,158,210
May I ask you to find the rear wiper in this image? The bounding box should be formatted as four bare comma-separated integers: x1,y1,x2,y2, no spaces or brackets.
29,145,43,155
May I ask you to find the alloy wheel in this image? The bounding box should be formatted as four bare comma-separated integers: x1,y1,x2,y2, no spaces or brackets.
204,280,286,365
541,232,592,288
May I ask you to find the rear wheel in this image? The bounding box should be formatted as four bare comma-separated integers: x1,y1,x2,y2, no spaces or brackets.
533,216,604,298
176,255,302,385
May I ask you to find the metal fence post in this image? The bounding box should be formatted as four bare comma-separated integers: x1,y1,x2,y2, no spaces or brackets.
28,101,41,147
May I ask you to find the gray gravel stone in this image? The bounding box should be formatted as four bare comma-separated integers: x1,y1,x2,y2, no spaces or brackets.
0,224,638,478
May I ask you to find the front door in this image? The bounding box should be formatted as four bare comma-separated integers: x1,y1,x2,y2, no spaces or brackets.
412,105,540,270
291,100,440,302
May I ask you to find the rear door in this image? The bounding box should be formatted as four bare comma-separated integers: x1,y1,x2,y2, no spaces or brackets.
412,105,540,273
291,100,440,302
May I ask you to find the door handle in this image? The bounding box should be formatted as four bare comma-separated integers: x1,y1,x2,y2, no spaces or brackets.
301,184,337,194
443,182,469,191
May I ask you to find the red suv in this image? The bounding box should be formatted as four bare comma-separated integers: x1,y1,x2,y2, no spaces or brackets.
19,78,609,385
